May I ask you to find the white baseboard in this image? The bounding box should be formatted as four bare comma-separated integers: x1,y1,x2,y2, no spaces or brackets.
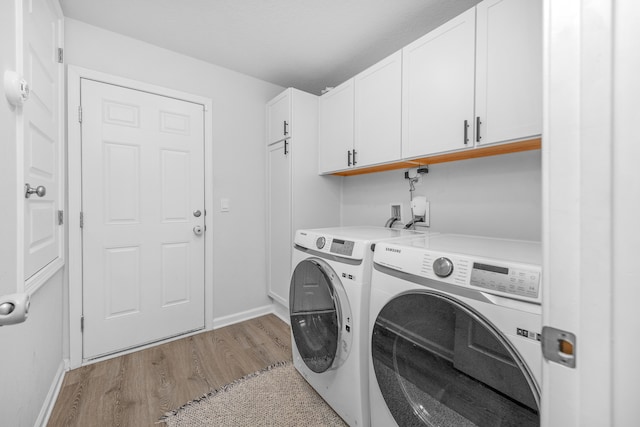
212,304,275,329
36,359,67,427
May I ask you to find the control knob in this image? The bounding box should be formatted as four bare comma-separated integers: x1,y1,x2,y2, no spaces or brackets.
316,237,326,249
433,257,454,278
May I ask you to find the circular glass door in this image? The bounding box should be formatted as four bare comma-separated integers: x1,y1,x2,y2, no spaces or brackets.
372,292,539,427
289,258,342,373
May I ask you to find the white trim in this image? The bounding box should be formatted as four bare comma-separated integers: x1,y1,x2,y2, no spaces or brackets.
542,0,618,425
15,0,24,292
35,359,67,427
271,300,290,325
212,304,275,330
67,65,214,368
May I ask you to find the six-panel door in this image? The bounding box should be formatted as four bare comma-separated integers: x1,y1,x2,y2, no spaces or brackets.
80,79,206,359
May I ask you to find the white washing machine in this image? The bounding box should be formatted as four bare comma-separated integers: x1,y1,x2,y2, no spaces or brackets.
369,234,542,427
289,226,424,427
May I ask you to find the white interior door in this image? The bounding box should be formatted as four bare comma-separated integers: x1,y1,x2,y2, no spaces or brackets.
22,0,63,281
81,79,205,359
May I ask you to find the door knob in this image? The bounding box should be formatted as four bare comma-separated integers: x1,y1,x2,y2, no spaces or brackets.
193,225,204,236
24,183,46,198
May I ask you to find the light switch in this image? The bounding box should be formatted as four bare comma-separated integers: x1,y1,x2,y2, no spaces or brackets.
220,198,230,212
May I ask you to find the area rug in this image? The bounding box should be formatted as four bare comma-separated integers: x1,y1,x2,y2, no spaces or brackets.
158,361,347,426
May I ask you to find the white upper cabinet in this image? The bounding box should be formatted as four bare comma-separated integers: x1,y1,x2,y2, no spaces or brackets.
266,89,292,144
401,7,476,159
475,0,542,145
318,79,355,173
354,51,403,168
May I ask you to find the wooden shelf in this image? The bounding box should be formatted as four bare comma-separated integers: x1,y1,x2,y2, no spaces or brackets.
331,137,541,176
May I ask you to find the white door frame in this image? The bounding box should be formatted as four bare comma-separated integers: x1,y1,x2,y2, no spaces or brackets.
542,0,640,425
67,66,214,368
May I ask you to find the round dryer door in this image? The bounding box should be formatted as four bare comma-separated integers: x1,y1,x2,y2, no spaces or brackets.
289,258,350,374
372,292,539,427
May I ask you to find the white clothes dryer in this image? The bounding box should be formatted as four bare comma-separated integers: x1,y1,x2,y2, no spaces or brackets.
289,226,424,427
369,234,542,427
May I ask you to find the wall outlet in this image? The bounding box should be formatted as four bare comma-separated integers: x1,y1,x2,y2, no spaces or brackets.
390,203,403,222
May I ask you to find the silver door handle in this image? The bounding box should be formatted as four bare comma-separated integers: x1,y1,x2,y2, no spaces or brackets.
24,183,46,198
193,225,203,236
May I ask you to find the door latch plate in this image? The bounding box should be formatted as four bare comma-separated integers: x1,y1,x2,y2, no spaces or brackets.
541,326,576,368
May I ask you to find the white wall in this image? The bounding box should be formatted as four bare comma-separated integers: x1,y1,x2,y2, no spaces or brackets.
0,272,65,427
1,2,66,425
64,19,285,321
342,149,542,240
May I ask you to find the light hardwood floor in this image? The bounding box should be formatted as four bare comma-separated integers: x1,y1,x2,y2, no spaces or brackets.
48,314,292,427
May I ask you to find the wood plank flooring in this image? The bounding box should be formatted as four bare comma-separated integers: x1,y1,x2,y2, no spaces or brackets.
48,314,292,427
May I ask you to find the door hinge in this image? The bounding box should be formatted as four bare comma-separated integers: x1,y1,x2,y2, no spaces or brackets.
80,212,84,228
78,106,83,123
80,316,84,332
57,48,63,63
58,210,64,225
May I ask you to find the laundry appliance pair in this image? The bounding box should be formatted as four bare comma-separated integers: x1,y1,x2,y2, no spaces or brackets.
289,226,543,427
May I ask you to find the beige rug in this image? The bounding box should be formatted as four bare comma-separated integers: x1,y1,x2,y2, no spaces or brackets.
159,362,348,426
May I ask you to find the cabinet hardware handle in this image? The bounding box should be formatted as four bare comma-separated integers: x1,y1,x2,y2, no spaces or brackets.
476,117,482,143
347,150,352,167
352,149,357,166
283,121,289,136
464,120,469,145
284,140,288,155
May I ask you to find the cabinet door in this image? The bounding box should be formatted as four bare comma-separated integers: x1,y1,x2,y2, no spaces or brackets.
475,0,542,145
266,140,292,307
402,8,476,158
267,89,291,145
354,51,402,167
318,79,355,174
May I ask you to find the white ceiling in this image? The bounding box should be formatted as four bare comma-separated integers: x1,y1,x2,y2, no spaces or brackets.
60,0,480,95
